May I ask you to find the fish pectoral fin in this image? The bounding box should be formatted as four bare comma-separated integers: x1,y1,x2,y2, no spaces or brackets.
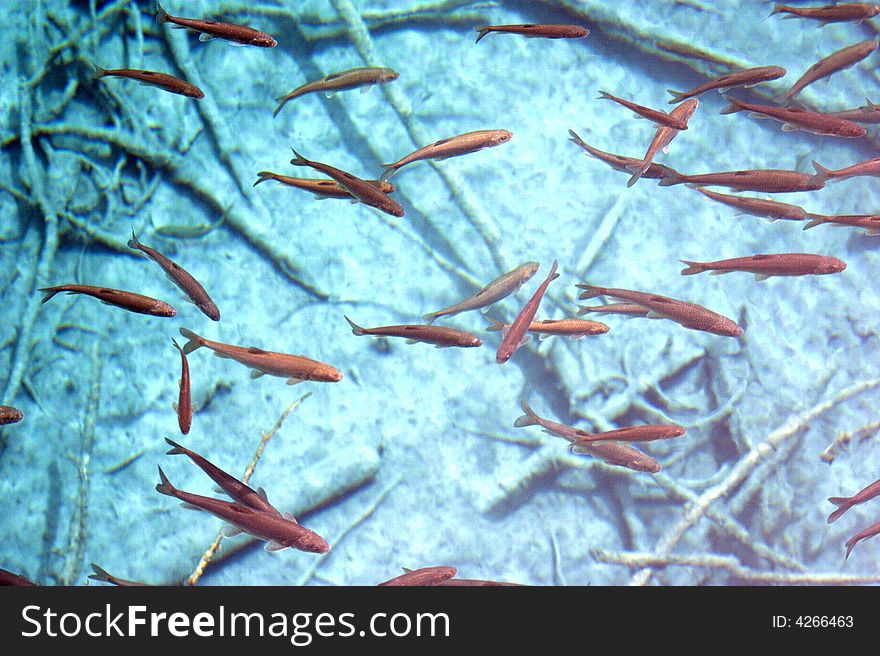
286,377,305,385
662,144,671,154
359,84,375,94
198,32,215,41
283,512,299,524
227,41,247,47
250,370,266,379
781,123,801,132
645,311,667,319
222,523,244,538
405,338,419,345
172,401,178,413
517,335,532,347
747,112,770,120
569,334,586,341
324,90,338,98
265,541,288,552
180,502,204,512
754,274,772,282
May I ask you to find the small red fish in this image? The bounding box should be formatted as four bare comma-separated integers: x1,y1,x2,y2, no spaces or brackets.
39,285,176,317
474,24,589,43
496,260,559,364
568,129,680,181
254,172,396,200
170,339,192,435
91,62,204,99
598,91,688,129
378,566,458,586
156,3,276,47
679,254,846,279
667,66,787,104
88,564,149,587
770,3,880,26
573,424,686,444
783,39,878,102
694,187,809,222
659,168,824,193
803,213,880,234
830,99,880,124
720,96,866,138
0,568,37,586
809,157,880,185
487,317,609,341
828,477,880,523
345,316,482,348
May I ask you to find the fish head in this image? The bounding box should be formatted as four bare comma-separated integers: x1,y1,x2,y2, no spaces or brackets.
819,258,847,275
840,124,868,138
252,35,278,48
522,261,541,279
382,68,401,83
492,130,513,146
294,531,330,554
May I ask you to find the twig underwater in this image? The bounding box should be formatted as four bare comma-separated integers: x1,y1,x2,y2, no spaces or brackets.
0,0,878,587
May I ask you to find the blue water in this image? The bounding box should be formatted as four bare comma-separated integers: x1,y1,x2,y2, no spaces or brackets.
1,0,879,586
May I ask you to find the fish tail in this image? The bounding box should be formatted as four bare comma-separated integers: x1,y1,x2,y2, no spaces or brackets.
272,96,291,119
87,563,114,583
178,327,204,354
344,315,366,336
155,465,176,497
513,400,540,428
808,160,832,186
769,3,784,17
567,128,588,150
802,214,827,231
575,305,596,316
657,170,685,187
422,310,441,324
379,164,397,182
37,287,61,304
719,95,742,115
575,284,602,301
679,259,708,276
88,59,107,80
474,26,491,43
827,497,852,524
485,317,505,332
289,148,310,167
667,89,687,104
164,436,187,456
253,172,273,187
866,97,879,110
596,90,612,101
127,226,141,250
156,2,169,23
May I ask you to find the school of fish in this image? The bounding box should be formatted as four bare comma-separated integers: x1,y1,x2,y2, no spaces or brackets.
2,1,878,586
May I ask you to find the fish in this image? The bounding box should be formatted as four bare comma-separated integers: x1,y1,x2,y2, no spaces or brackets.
827,477,880,523
496,260,559,364
598,91,689,129
720,96,866,138
783,39,878,103
694,187,809,222
626,98,699,187
378,566,458,586
380,129,512,181
577,303,652,318
436,577,524,586
178,327,343,384
155,466,329,553
567,130,680,181
164,437,280,515
423,261,541,324
679,254,846,279
514,401,661,473
844,520,880,560
128,229,219,321
0,405,23,425
486,317,609,341
273,67,399,117
39,285,177,317
658,168,824,193
0,568,37,586
156,2,276,47
769,3,880,26
830,99,880,123
802,213,880,234
290,149,405,218
576,285,743,337
91,62,204,99
345,316,482,348
170,339,192,435
253,172,396,199
474,23,589,43
809,157,880,185
573,424,686,444
87,564,149,587
667,66,787,104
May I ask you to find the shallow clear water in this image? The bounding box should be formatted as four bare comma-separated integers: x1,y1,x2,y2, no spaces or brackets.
1,0,879,586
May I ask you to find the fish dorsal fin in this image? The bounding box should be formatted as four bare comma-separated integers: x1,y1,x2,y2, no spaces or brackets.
247,346,268,355
283,512,298,524
432,137,451,147
257,487,269,502
402,567,413,573
250,370,266,379
751,254,772,260
649,296,674,305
